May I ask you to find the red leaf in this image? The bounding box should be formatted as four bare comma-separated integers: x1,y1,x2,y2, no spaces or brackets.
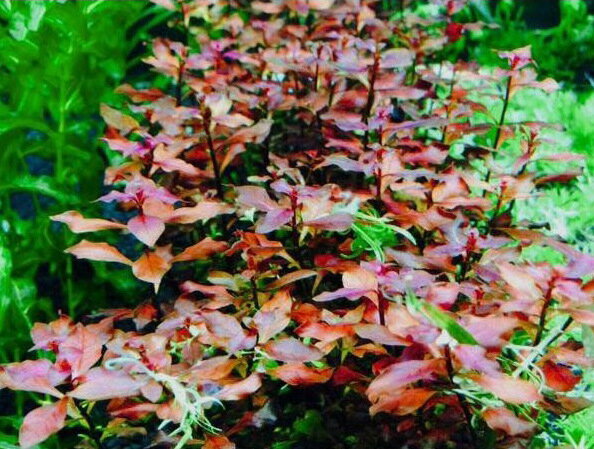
380,48,414,69
65,240,132,265
236,186,278,212
296,322,353,342
253,289,292,343
369,388,436,416
332,366,368,385
257,208,293,233
263,338,323,363
367,360,446,403
19,398,68,448
30,315,73,351
483,407,536,436
303,213,354,231
313,287,371,302
271,363,333,385
498,46,534,70
204,435,236,449
535,170,583,186
58,324,104,378
355,324,407,346
188,356,239,382
172,238,229,263
115,83,164,101
264,269,317,291
128,215,165,247
168,201,234,224
69,367,146,401
453,345,500,375
470,374,541,404
0,360,66,398
216,373,262,401
542,361,581,392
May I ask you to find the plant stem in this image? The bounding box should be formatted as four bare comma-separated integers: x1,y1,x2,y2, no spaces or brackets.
484,75,513,185
175,61,185,106
533,280,554,346
290,194,299,249
444,345,479,449
250,278,259,304
378,291,386,325
493,75,513,151
486,188,504,231
362,50,380,149
440,67,456,143
76,402,105,449
203,115,224,200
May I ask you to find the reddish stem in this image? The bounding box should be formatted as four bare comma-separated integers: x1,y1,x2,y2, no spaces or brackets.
444,345,478,449
534,279,555,346
203,111,224,200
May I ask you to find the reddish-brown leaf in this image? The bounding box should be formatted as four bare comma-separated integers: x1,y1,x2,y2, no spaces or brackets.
19,398,68,448
271,363,334,385
264,270,317,291
204,435,236,449
168,201,234,224
216,373,262,401
483,407,536,436
69,367,146,401
369,388,436,416
367,360,446,403
263,338,323,363
542,361,581,392
57,324,104,379
470,374,541,404
172,238,229,263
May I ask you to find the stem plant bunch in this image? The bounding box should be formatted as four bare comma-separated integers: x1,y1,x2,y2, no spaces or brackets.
1,1,593,449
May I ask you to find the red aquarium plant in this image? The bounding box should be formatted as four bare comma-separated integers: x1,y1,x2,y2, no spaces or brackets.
2,1,592,448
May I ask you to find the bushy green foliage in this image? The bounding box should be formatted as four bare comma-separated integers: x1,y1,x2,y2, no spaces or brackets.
460,0,594,87
0,0,172,444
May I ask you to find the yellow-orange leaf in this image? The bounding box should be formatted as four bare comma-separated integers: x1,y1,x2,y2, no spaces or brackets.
100,104,139,134
132,251,171,292
172,238,229,263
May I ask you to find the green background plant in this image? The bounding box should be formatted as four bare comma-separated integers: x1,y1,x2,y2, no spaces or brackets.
0,0,174,444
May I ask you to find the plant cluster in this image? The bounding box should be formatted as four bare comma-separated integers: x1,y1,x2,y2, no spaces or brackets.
2,1,593,448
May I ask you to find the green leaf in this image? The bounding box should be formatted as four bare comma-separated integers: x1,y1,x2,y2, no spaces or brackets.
583,324,594,359
421,302,479,345
407,290,479,345
0,176,77,203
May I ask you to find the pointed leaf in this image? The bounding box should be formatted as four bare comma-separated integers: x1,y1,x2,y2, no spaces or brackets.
263,338,324,363
128,215,165,247
100,104,139,134
172,238,229,263
65,240,132,265
132,251,171,292
51,211,125,233
19,398,68,448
